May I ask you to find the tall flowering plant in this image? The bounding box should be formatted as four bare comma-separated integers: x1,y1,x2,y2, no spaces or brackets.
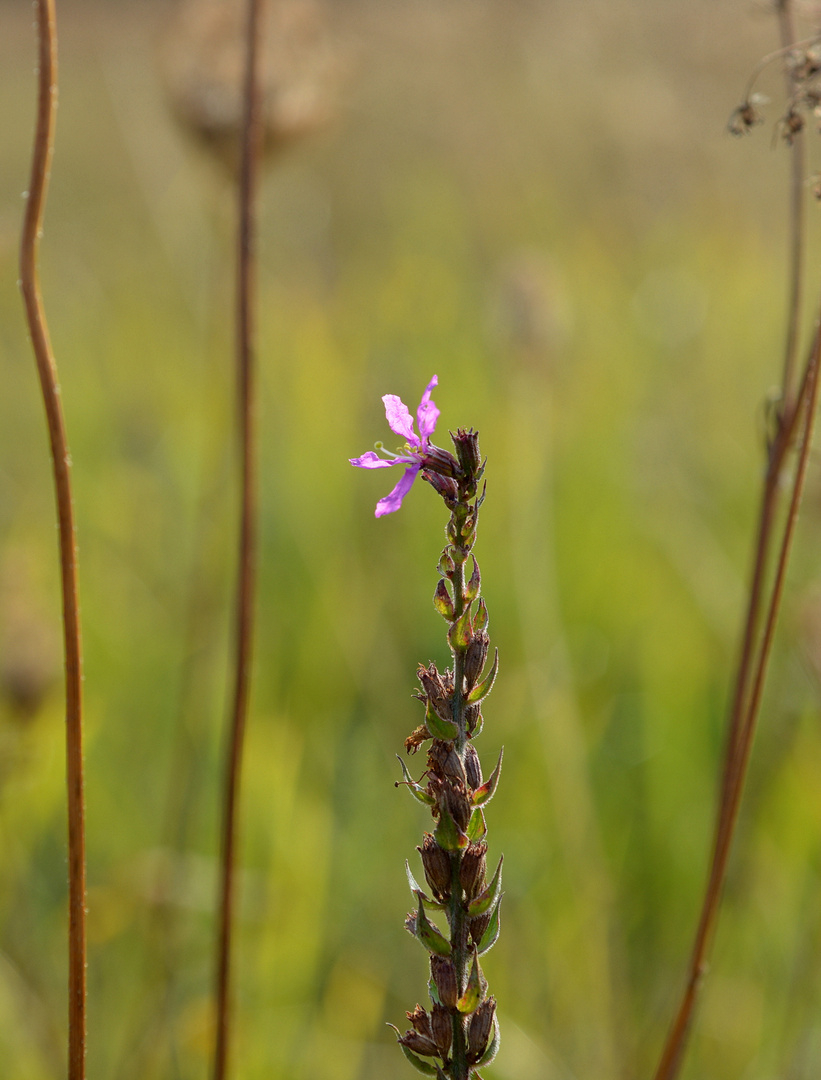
352,377,502,1080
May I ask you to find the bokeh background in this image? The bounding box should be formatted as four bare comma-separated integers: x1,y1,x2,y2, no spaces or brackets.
2,1,821,1077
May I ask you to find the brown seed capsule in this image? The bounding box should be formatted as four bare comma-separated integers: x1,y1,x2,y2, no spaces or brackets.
451,428,482,478
467,997,496,1063
407,1004,434,1038
428,740,466,786
399,1030,439,1057
463,742,483,792
465,704,481,736
430,955,459,1010
418,664,453,723
421,445,461,478
430,1003,453,1058
464,631,489,691
419,834,452,900
469,910,491,949
441,781,471,832
460,842,488,900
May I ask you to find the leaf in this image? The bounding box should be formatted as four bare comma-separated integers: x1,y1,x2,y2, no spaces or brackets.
433,579,455,620
477,894,503,955
464,556,481,603
434,802,469,852
447,604,472,651
407,861,446,910
466,649,499,704
468,856,503,917
456,948,483,1014
471,747,504,807
414,893,452,957
387,1026,440,1076
473,598,489,634
425,700,458,741
396,756,435,807
466,807,486,842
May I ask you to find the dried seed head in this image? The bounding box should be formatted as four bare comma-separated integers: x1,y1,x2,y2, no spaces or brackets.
418,664,453,723
419,834,452,900
428,739,467,786
463,742,483,791
727,95,765,136
460,841,488,899
467,997,496,1063
405,724,431,754
398,1029,439,1057
464,631,490,691
778,107,805,145
430,1003,453,1058
430,955,459,1009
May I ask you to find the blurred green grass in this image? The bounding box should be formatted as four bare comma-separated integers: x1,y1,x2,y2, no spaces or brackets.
3,1,821,1078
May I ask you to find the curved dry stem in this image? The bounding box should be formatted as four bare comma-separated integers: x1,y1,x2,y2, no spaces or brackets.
213,1,264,1078
19,2,86,1078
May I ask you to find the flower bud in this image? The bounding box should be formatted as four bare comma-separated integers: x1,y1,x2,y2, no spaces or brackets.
463,742,482,791
464,631,489,691
460,841,487,900
430,1003,453,1058
430,955,459,1009
467,997,496,1063
451,428,482,478
421,445,461,478
422,469,459,503
419,833,451,900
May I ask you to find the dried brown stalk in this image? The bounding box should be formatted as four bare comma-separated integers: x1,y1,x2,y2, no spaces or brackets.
651,5,820,1075
213,0,264,1077
19,1,86,1078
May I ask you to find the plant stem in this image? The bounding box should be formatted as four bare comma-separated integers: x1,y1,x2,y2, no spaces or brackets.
213,1,263,1077
19,2,87,1077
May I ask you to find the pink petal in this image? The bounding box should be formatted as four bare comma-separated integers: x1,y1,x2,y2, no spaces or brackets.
416,375,439,443
350,451,399,469
383,394,417,444
375,463,420,517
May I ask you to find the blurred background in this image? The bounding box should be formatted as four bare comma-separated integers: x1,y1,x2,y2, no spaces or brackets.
2,0,821,1077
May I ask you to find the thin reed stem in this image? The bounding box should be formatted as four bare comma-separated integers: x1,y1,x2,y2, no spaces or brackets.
19,2,86,1077
213,2,263,1077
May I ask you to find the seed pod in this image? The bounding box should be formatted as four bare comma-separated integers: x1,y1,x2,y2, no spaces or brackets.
430,1003,453,1058
463,742,482,792
467,997,496,1063
460,841,487,899
464,631,489,691
469,910,491,949
441,781,472,832
419,834,452,900
430,956,458,1009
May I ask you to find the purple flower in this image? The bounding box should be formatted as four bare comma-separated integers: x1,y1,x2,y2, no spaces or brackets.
350,375,440,517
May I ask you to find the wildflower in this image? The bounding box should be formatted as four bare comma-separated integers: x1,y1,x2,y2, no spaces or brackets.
350,375,446,517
